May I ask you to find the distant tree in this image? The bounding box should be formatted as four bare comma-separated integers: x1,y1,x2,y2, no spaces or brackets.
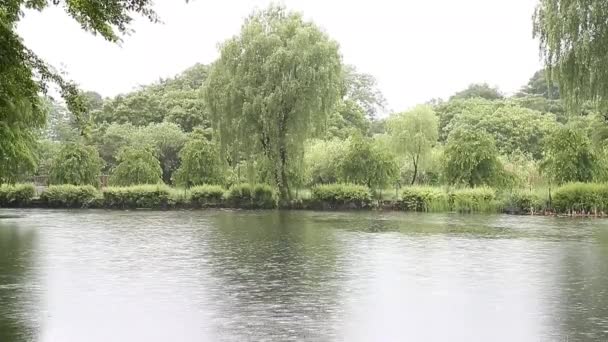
109,147,163,186
340,134,398,189
49,143,103,186
387,105,439,184
343,65,387,118
541,126,596,184
91,123,137,171
34,140,61,176
134,122,187,184
325,100,371,139
304,139,348,186
443,128,502,187
447,102,558,159
205,5,343,201
434,98,503,141
534,0,608,109
450,83,504,101
515,70,560,99
173,138,224,187
91,64,209,130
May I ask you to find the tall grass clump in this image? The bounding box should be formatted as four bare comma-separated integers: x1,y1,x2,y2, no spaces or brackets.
0,184,36,207
102,185,171,209
398,186,449,212
449,187,499,213
40,185,100,208
225,183,277,209
190,185,225,207
552,183,608,214
310,183,372,209
502,189,545,214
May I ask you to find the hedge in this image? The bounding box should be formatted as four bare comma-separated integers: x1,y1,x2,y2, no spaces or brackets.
310,183,372,209
103,185,171,209
0,184,36,207
40,185,100,208
190,185,225,207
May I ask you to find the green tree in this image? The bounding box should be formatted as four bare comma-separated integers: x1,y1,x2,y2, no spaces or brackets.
205,5,342,201
450,83,504,101
534,0,608,109
443,128,503,187
434,98,503,141
134,122,187,184
387,105,439,185
343,65,387,118
173,138,224,187
304,139,348,186
49,143,103,186
340,134,398,189
515,69,560,100
541,126,596,184
1,0,170,182
325,100,370,139
91,122,137,171
109,147,162,186
92,64,209,131
446,101,558,159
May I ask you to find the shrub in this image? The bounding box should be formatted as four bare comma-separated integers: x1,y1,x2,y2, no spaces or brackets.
0,184,36,207
399,186,448,212
449,187,499,213
40,185,100,208
310,183,372,209
102,185,171,209
503,190,545,214
552,183,608,213
190,185,225,207
224,183,277,209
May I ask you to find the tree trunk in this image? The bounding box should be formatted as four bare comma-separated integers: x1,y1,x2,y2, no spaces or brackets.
410,154,419,185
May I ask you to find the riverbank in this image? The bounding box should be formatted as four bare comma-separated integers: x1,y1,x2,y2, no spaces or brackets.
1,182,608,216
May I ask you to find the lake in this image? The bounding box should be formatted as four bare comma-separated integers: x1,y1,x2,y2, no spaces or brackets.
1,209,607,341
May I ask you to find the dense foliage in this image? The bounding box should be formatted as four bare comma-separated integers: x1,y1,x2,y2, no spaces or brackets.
109,148,163,186
173,138,224,187
443,129,503,187
49,143,103,186
534,0,608,109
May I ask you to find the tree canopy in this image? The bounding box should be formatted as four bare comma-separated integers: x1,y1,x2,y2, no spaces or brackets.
450,83,504,101
49,143,103,186
443,128,503,187
205,5,343,201
109,147,163,186
534,0,608,109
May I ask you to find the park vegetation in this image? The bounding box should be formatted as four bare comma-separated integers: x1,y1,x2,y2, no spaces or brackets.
3,3,608,215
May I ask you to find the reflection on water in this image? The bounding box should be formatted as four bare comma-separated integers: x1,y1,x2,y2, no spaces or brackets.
0,209,607,341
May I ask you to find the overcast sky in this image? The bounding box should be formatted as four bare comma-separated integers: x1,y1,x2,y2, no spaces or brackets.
18,0,542,113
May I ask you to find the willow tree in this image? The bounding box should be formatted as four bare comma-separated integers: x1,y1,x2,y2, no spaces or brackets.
205,5,342,201
387,105,439,185
1,0,179,183
534,0,608,109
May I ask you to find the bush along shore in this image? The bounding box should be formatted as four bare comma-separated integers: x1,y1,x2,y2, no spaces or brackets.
2,182,608,216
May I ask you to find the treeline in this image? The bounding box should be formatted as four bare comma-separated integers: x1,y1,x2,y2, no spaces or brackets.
18,6,608,207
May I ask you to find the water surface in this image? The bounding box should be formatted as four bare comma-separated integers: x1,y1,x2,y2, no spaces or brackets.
1,209,607,341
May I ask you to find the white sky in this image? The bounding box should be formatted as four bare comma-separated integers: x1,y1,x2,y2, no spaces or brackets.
18,0,542,113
